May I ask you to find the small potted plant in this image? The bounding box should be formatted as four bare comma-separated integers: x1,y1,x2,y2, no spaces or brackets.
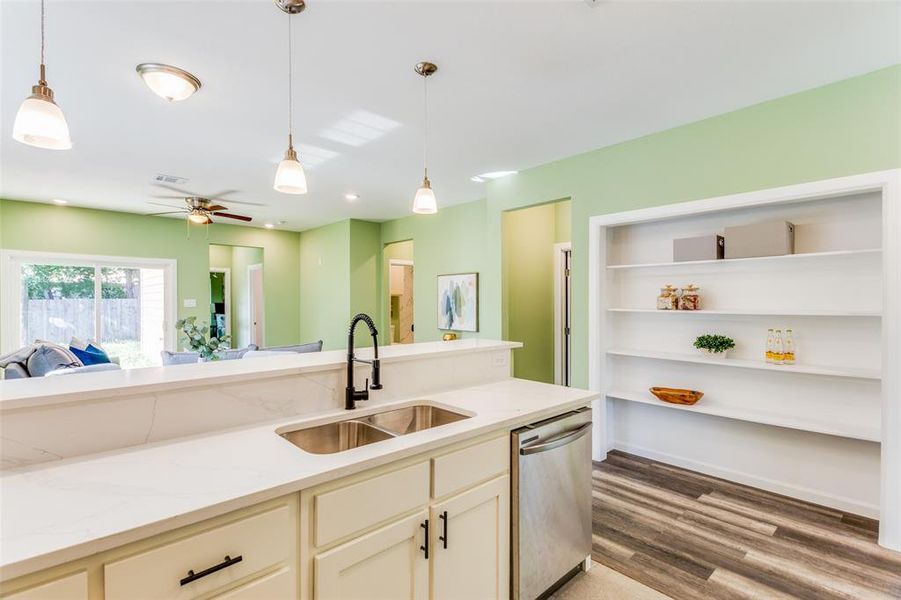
176,316,232,361
694,334,735,359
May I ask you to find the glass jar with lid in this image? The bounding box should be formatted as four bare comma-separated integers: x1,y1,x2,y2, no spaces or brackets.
679,284,701,311
656,284,678,310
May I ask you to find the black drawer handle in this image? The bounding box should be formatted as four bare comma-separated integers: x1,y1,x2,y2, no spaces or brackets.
439,511,448,549
180,555,243,586
420,519,429,559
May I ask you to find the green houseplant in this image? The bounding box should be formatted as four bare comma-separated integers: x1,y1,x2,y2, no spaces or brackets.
693,334,735,358
176,316,231,361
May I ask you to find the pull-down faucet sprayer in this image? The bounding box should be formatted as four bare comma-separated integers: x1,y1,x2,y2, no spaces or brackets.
345,313,382,410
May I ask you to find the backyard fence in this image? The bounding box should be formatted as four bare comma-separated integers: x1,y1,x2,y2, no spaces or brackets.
24,298,141,343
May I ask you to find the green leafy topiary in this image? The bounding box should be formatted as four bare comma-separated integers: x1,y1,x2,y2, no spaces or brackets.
693,334,735,354
175,316,232,361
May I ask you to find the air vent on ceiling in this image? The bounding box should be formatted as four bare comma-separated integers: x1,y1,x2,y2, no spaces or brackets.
153,173,189,185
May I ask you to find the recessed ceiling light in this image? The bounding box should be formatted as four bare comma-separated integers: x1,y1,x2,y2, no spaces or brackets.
136,63,202,102
345,193,360,201
471,170,518,183
52,198,68,205
264,223,275,229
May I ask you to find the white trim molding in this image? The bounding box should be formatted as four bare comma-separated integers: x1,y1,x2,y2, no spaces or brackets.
587,168,901,550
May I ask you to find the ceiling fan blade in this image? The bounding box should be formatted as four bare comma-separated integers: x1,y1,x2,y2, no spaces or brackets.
212,212,252,222
153,184,196,197
145,211,186,217
147,201,185,209
205,204,228,212
150,194,188,200
211,198,266,207
207,189,239,199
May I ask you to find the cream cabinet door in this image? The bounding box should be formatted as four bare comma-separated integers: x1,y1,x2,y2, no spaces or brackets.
2,572,87,600
314,511,429,600
430,476,509,600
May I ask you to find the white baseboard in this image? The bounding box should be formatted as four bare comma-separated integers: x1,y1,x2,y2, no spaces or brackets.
610,440,879,519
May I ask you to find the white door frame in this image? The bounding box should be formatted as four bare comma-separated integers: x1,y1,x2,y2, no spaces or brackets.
247,263,264,347
553,242,572,385
0,249,177,354
209,267,231,338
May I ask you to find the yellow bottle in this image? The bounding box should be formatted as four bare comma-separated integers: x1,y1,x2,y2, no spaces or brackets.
765,329,775,363
772,329,784,365
783,329,795,365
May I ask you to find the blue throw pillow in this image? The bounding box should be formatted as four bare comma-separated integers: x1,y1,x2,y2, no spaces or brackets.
69,343,111,366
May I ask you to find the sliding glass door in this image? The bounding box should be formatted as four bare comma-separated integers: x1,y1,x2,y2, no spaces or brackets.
4,252,175,368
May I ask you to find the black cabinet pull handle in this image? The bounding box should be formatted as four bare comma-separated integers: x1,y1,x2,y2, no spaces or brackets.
439,511,448,549
420,519,429,559
180,555,243,586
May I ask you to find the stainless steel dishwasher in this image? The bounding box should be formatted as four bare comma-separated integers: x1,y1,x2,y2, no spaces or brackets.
511,406,592,600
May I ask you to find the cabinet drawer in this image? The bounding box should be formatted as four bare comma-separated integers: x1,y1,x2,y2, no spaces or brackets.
432,435,508,499
211,568,294,599
315,461,429,547
105,505,292,600
2,572,87,600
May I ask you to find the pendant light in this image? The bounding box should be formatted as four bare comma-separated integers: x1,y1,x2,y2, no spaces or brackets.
412,62,438,214
273,1,307,195
12,0,72,150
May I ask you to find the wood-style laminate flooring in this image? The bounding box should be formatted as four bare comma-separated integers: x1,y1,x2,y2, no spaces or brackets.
592,451,901,600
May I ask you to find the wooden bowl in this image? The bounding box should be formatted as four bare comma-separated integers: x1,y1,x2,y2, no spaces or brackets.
649,387,703,405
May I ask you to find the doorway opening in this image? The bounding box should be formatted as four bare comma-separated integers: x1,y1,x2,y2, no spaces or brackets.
385,240,414,345
501,199,571,384
209,244,264,348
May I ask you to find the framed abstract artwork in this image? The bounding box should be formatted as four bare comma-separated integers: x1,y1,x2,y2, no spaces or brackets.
437,273,478,332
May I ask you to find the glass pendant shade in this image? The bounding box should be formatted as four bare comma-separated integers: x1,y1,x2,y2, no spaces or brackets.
12,88,71,150
273,146,308,195
188,211,210,225
412,175,437,214
137,65,201,102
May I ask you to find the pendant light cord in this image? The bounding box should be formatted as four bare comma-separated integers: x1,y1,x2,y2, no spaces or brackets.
38,0,46,84
287,13,293,148
423,73,428,178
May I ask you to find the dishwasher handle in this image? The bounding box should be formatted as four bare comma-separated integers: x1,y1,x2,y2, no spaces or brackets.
520,422,591,455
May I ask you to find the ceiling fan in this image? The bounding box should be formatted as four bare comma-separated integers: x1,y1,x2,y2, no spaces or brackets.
146,185,262,225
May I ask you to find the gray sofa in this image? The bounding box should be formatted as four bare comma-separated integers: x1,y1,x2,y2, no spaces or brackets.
160,341,322,365
0,342,122,380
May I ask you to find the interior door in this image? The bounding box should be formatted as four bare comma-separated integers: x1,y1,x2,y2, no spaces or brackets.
399,264,414,344
314,511,429,600
431,476,510,600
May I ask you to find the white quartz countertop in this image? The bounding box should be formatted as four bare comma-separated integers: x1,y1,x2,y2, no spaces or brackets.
0,339,521,410
0,377,597,580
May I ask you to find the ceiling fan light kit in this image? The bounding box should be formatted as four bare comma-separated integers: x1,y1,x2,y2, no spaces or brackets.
412,61,438,214
273,2,308,195
136,63,202,102
13,0,72,150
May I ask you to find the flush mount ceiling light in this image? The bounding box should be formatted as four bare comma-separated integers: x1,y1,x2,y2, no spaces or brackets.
470,171,518,183
136,63,202,102
273,2,308,195
345,193,360,201
12,0,72,150
412,61,438,215
264,222,275,229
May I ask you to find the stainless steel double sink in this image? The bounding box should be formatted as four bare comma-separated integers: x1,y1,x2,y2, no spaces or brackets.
279,404,469,454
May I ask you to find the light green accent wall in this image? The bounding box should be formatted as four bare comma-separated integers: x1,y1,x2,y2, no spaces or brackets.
554,201,572,244
502,202,569,383
298,219,350,350
0,200,302,349
349,220,381,348
381,65,901,386
380,200,489,343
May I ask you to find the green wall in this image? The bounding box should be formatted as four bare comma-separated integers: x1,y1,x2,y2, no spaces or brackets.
379,65,901,386
503,201,571,383
0,200,302,349
297,218,382,349
380,200,489,343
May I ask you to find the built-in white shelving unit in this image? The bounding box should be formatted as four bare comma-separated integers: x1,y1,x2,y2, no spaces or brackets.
605,348,881,380
605,389,881,442
588,170,901,550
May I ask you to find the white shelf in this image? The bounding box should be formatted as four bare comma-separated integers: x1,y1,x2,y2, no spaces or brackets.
607,248,881,270
607,308,881,317
605,389,880,442
606,348,881,380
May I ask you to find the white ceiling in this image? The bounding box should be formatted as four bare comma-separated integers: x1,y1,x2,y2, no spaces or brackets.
1,1,899,231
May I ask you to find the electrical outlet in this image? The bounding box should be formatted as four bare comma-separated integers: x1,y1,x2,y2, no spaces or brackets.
490,352,509,368
183,298,197,308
